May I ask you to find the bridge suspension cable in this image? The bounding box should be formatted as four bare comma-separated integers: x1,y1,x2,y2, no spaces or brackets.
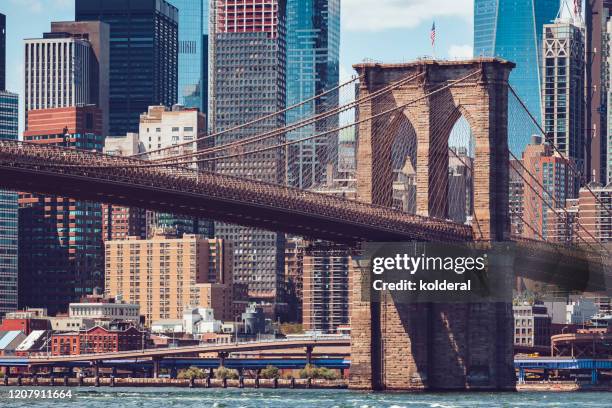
132,74,362,159
508,151,605,253
508,85,612,219
149,70,426,164
127,69,483,169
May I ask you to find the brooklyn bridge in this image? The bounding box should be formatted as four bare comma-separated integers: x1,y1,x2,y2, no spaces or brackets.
0,58,609,391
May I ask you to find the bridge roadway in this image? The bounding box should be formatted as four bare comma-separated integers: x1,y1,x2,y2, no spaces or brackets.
0,140,472,244
12,338,352,366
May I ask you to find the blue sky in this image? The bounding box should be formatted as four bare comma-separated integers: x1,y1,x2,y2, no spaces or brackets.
0,0,474,134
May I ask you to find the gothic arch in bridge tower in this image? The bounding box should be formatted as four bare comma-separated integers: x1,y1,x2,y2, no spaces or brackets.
354,59,514,241
349,59,516,392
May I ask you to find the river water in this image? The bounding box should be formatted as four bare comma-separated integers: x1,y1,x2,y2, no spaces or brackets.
1,387,610,407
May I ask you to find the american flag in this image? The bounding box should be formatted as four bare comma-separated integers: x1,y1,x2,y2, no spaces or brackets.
574,0,581,16
430,22,436,47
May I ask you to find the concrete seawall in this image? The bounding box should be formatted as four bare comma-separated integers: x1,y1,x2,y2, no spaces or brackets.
0,377,349,389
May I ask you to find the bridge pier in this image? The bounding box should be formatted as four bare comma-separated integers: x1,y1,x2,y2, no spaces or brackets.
350,59,516,391
93,362,100,387
152,358,161,379
218,352,228,368
305,346,313,366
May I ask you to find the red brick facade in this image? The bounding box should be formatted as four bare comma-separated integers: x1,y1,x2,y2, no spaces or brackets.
51,326,145,356
0,318,50,335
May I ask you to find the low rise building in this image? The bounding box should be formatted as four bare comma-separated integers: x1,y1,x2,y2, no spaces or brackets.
69,293,140,323
514,302,552,347
0,330,27,356
50,325,145,356
566,299,599,325
48,316,96,332
0,309,51,335
14,330,53,357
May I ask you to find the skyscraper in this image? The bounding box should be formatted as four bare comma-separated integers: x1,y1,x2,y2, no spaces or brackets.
19,106,104,315
24,34,95,116
174,0,209,112
521,135,573,240
586,1,612,185
286,0,340,188
75,0,178,135
0,13,18,316
542,20,585,176
302,242,350,333
50,21,110,136
138,104,211,237
474,0,559,153
102,133,148,242
210,0,287,314
0,13,5,91
0,90,18,316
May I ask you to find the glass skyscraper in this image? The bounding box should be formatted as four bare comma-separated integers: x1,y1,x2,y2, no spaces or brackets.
474,0,559,153
76,0,179,135
210,0,287,315
0,90,19,315
174,0,208,112
0,13,5,91
286,0,340,188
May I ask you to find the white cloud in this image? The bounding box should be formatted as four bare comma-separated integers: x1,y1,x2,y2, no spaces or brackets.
448,44,473,60
10,0,43,13
343,0,473,32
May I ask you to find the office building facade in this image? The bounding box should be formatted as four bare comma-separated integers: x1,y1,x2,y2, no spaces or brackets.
75,0,178,135
576,183,612,243
210,0,287,310
0,90,18,315
174,0,208,112
24,34,94,115
513,302,552,348
302,241,350,333
521,136,573,240
0,13,5,91
105,234,233,325
586,0,612,185
19,107,104,315
102,133,148,241
49,21,110,136
474,0,558,153
286,0,340,188
542,21,586,176
138,104,211,237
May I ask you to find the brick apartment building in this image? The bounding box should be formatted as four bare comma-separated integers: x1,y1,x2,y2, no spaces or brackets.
51,325,144,356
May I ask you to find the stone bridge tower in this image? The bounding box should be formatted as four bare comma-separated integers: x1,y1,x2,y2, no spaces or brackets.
350,59,516,390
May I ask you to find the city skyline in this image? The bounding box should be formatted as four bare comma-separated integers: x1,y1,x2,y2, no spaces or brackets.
0,0,611,398
0,0,475,136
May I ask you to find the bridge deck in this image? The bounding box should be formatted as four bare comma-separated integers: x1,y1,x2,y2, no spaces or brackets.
0,140,472,244
4,338,351,365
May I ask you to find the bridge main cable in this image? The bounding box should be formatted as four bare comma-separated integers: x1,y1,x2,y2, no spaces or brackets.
132,74,362,159
135,69,484,169
150,70,426,164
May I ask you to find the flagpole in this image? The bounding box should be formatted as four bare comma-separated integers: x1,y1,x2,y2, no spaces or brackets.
431,21,436,60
